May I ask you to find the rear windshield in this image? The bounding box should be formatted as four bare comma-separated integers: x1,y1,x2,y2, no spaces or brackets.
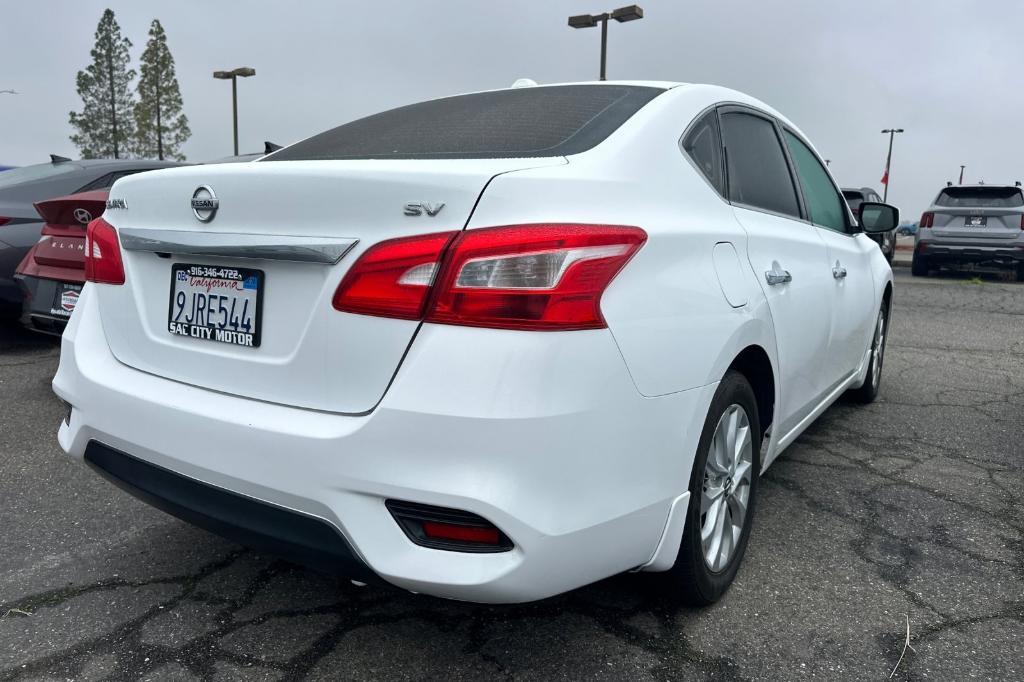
936,187,1024,208
0,162,79,189
267,85,663,161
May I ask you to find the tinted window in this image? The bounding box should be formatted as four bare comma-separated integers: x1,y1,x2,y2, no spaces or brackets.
842,190,865,211
75,169,152,193
719,112,801,218
784,131,847,233
681,110,725,195
935,187,1024,208
269,85,663,161
74,173,115,193
0,161,79,189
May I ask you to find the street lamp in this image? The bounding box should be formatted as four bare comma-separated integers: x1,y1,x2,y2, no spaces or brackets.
568,5,643,81
213,67,256,156
880,128,904,202
959,165,965,185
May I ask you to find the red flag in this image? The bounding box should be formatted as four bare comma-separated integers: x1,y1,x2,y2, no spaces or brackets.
881,168,889,185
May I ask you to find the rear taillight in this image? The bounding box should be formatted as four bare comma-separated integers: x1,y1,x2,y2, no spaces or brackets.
333,224,646,331
1020,214,1024,231
0,217,10,226
332,231,457,319
84,217,125,285
920,212,934,228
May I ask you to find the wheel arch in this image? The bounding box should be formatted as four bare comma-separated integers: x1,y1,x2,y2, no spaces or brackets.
726,344,775,445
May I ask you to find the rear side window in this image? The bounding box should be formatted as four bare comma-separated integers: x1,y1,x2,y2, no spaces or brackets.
268,85,663,161
681,110,725,196
719,112,801,218
935,187,1024,208
785,131,847,233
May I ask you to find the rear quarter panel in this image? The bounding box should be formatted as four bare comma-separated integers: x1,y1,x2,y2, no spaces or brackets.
467,85,779,399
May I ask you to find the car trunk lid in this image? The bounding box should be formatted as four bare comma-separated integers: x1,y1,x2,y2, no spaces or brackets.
95,159,564,413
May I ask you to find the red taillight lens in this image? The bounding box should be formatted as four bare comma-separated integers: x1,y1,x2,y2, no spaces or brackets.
84,217,125,285
333,224,646,331
0,217,11,226
332,231,457,319
1020,214,1024,231
920,212,934,228
428,224,646,331
422,521,501,545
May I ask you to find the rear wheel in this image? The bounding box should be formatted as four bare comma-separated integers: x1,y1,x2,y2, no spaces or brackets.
911,253,929,277
664,370,760,606
1015,262,1024,283
847,299,889,404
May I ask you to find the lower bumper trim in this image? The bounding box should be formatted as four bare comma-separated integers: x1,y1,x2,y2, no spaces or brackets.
83,440,381,584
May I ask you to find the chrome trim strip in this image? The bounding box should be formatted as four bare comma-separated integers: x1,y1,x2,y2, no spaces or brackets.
118,228,358,265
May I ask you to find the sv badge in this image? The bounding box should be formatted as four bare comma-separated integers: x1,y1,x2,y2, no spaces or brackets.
403,202,445,217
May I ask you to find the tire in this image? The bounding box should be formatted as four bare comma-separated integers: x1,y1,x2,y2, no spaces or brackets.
663,370,761,606
1016,262,1024,283
847,298,889,404
0,301,21,324
911,253,929,277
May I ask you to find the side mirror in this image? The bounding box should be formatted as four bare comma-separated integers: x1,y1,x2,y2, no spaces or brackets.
857,201,899,233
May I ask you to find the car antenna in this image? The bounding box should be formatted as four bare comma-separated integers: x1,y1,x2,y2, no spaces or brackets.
1016,181,1021,187
50,154,71,164
946,181,953,187
264,141,282,154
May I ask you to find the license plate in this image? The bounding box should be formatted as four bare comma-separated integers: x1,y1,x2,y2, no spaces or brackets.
965,215,987,227
167,264,263,347
50,283,83,318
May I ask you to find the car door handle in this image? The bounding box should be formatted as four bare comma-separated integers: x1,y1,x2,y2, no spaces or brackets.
765,268,792,286
832,261,847,279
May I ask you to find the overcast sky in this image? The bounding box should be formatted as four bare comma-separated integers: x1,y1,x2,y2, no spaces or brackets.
2,0,1021,215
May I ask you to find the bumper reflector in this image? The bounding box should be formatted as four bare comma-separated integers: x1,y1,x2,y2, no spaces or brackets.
386,499,513,553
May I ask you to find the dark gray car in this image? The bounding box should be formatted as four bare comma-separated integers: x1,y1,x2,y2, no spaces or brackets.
842,187,895,263
0,157,181,319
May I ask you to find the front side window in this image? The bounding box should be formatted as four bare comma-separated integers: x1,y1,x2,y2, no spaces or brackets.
784,131,847,233
681,110,725,196
718,111,801,218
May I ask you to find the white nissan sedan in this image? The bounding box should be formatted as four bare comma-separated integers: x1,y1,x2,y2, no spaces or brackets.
54,82,897,605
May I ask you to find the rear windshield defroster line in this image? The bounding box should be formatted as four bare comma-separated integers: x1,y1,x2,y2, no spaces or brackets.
265,85,664,161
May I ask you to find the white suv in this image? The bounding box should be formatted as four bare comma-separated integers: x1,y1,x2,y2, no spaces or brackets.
54,82,897,604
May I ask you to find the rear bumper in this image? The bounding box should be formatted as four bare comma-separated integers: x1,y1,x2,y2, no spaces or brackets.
54,284,713,603
916,239,1024,263
85,440,379,583
16,275,81,335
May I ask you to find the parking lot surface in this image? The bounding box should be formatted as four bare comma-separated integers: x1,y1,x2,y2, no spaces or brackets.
1,269,1021,681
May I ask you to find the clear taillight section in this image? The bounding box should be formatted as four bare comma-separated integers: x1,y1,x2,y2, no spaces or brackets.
84,217,125,285
332,224,646,331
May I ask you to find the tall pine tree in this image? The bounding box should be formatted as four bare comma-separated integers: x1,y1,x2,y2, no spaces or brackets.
69,9,136,159
133,20,190,160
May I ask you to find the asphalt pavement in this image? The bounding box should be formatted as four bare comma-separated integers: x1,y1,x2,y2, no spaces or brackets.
1,268,1021,680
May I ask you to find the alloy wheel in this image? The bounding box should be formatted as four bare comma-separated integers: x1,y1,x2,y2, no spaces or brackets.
700,404,753,571
871,308,887,391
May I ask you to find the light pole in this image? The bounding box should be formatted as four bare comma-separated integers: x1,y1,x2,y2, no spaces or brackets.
880,128,903,202
568,5,643,81
213,67,256,156
959,165,965,185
